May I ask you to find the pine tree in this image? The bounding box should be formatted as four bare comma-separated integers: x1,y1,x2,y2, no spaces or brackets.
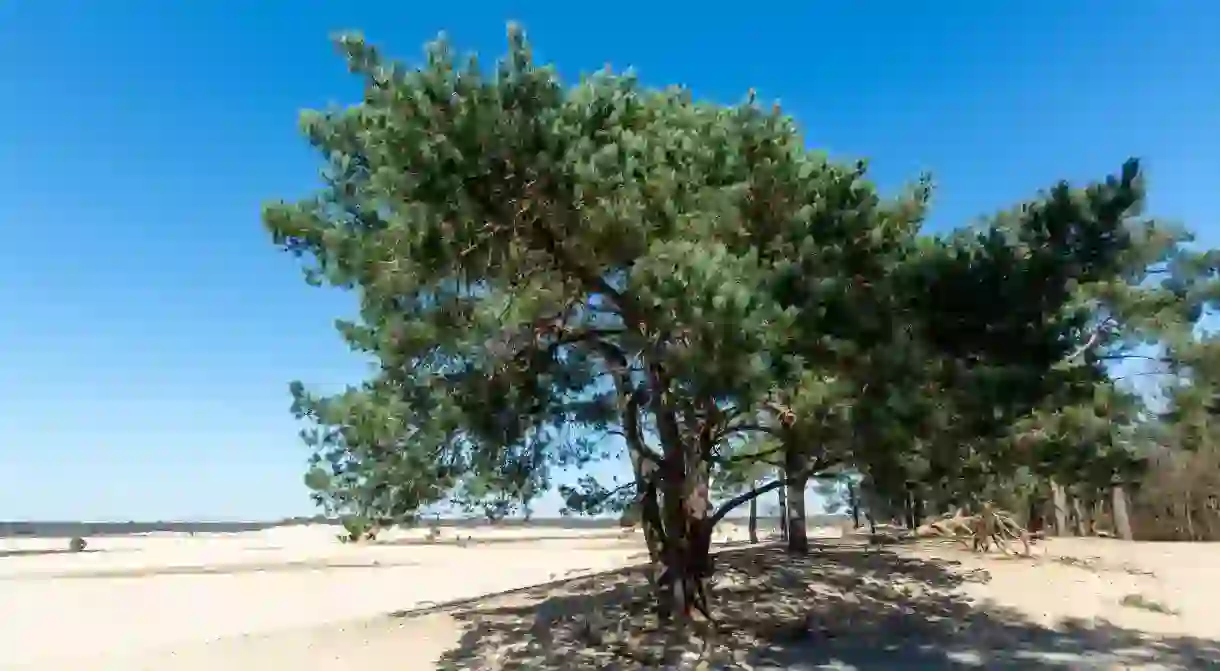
264,24,1220,630
264,24,923,620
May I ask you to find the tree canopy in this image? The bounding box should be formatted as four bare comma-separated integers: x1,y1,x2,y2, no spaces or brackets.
265,24,1220,619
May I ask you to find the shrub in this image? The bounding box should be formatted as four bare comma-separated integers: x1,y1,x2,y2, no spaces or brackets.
69,536,88,553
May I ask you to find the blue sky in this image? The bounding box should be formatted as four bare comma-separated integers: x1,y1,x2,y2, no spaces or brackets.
0,3,1216,521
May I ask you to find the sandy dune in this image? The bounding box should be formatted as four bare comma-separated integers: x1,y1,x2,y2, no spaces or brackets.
4,524,1218,670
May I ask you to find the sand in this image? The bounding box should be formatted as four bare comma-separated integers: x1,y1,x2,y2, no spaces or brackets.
3,524,1218,670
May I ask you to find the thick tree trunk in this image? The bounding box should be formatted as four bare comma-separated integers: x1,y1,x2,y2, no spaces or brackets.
777,471,789,542
1112,485,1133,541
1051,480,1070,536
747,484,759,544
784,450,809,554
786,478,808,553
658,477,686,621
678,459,714,621
651,387,714,625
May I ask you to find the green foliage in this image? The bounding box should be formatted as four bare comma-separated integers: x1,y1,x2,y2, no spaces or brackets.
265,23,1220,569
264,24,926,534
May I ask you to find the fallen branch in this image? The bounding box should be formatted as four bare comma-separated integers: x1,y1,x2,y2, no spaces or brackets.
916,503,1031,556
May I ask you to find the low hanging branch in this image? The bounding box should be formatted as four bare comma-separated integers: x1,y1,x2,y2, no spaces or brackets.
707,456,842,529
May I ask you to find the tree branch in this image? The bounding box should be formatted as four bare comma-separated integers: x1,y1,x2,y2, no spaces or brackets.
718,443,784,466
563,479,638,514
1097,353,1172,363
718,422,778,442
707,457,844,529
1058,317,1118,367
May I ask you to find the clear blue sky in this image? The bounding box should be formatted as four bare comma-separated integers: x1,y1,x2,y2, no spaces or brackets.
0,2,1216,521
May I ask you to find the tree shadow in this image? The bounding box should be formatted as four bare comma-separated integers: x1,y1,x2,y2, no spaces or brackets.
430,542,1220,670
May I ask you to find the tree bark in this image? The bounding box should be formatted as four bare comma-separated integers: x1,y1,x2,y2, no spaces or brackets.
786,478,808,553
777,470,789,542
747,483,759,544
1051,480,1070,536
847,480,860,529
1184,490,1196,541
784,450,809,554
616,372,663,565
626,420,663,564
1026,496,1044,534
639,481,664,561
1071,495,1088,537
650,383,715,625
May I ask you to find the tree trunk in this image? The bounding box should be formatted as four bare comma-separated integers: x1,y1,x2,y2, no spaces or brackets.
658,475,689,622
623,387,663,566
786,478,808,553
1110,486,1132,541
784,450,809,554
1071,495,1088,537
903,486,922,529
847,480,860,528
640,485,664,560
747,483,759,544
777,470,789,542
628,446,663,565
1051,479,1070,536
1026,496,1044,534
1185,493,1196,541
651,389,714,625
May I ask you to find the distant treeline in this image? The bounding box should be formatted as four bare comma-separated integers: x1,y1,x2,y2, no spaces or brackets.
0,513,849,539
0,517,327,539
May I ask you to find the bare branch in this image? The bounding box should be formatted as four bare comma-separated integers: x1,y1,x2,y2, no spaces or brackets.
1058,316,1119,367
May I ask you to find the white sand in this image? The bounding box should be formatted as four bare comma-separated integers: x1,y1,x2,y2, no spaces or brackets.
1,525,651,669
4,525,1218,670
